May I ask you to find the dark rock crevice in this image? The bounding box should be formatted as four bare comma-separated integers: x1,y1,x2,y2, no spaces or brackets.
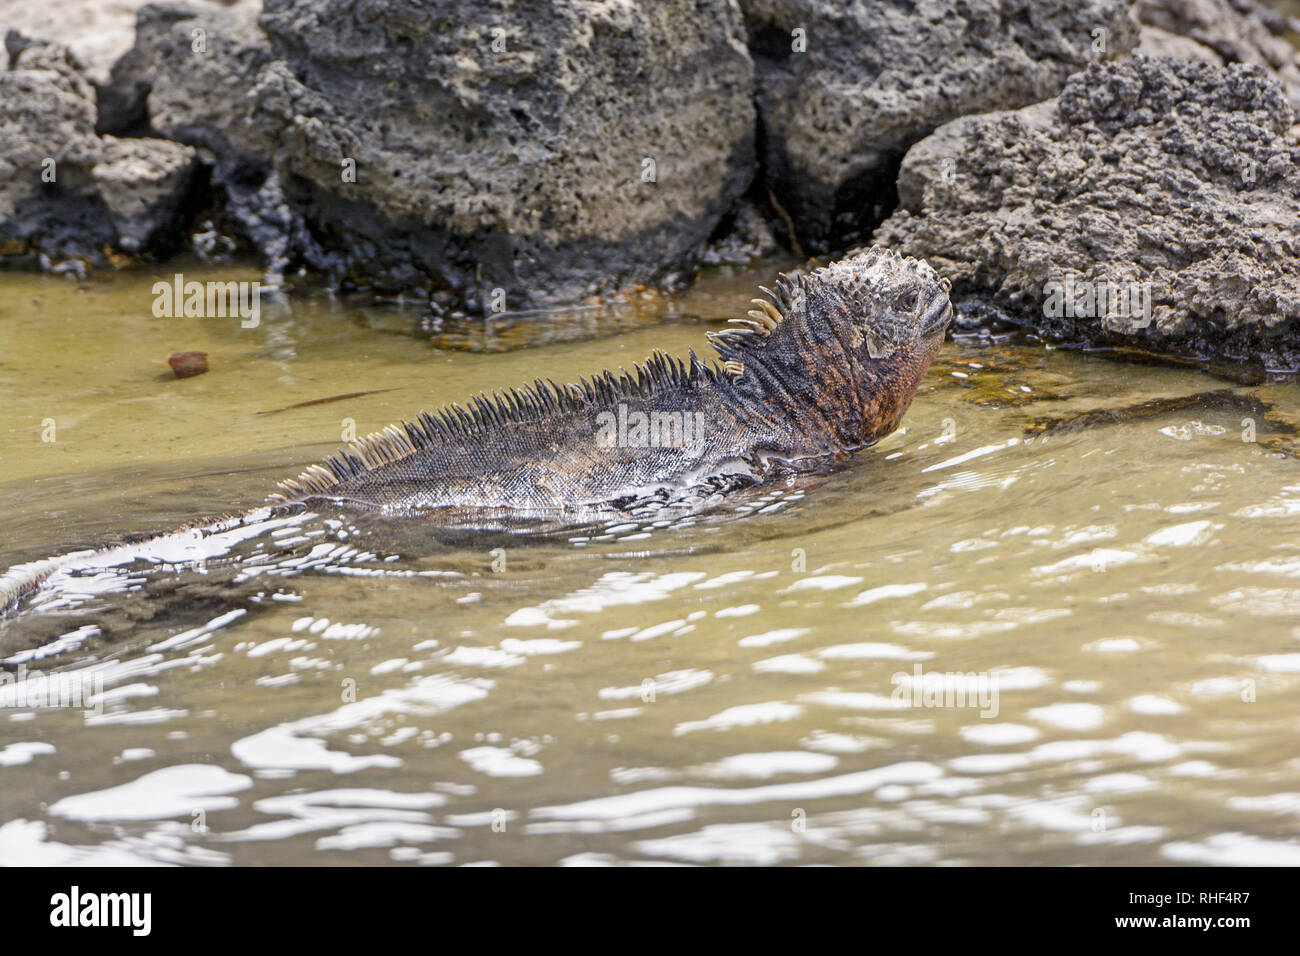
735,0,1139,254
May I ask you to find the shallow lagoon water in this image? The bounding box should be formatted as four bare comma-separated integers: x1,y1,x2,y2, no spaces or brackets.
2,261,1300,866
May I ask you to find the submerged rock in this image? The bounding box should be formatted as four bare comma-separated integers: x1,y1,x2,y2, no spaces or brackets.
876,56,1300,368
737,0,1138,254
168,350,208,378
0,32,197,270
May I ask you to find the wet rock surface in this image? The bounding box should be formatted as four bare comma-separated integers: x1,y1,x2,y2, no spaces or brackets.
876,56,1300,368
0,32,197,270
737,0,1138,254
241,0,756,309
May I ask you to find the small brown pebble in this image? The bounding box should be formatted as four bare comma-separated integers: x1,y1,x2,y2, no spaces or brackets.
168,351,208,378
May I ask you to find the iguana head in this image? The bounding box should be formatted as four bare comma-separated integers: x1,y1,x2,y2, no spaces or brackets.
712,246,952,451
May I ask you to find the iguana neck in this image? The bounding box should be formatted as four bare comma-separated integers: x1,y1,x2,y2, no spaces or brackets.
721,326,942,460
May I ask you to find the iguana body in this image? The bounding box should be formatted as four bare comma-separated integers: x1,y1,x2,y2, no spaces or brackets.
270,247,952,517
0,248,951,625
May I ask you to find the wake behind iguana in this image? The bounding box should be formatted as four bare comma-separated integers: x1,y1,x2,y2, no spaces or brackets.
0,248,952,626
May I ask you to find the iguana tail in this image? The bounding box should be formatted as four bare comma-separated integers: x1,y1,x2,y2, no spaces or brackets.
0,507,300,620
0,550,98,617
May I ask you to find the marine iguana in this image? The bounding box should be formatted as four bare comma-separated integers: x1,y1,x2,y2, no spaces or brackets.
0,247,952,624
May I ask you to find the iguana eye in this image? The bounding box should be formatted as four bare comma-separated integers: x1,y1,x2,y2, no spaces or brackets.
895,289,920,313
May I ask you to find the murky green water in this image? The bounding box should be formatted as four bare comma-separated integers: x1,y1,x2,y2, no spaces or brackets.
2,260,1300,866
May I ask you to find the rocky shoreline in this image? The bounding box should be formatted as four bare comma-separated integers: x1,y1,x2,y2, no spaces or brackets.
2,0,1298,363
876,55,1300,369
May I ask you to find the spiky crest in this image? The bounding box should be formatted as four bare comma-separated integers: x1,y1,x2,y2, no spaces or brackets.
270,349,722,503
706,274,800,366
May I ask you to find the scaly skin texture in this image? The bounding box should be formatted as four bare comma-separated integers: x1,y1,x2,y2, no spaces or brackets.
271,246,953,519
0,247,951,622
